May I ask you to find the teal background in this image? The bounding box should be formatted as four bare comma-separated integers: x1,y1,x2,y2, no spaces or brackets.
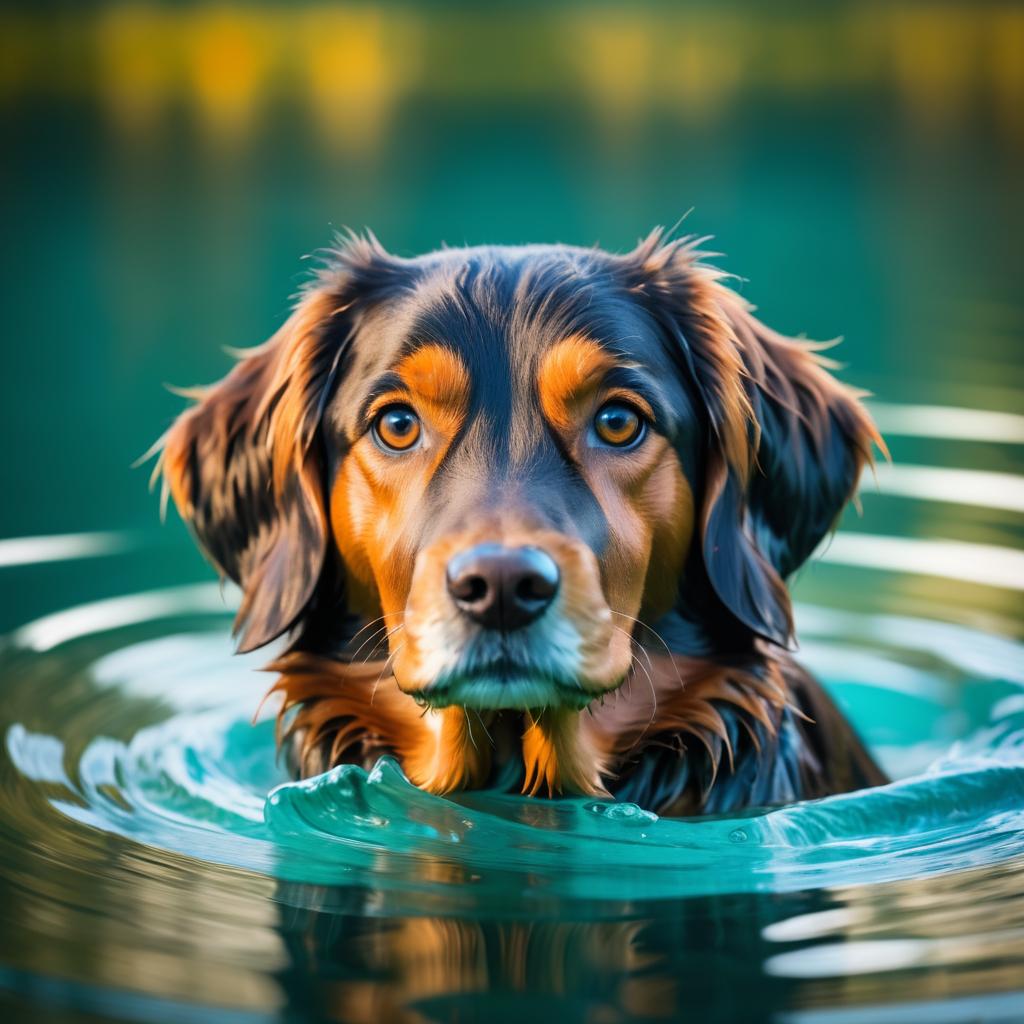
3,1,1021,635
1,3,1023,1022
3,2,1022,537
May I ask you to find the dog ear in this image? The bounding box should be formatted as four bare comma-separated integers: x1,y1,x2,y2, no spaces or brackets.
626,232,882,647
156,234,402,652
699,291,882,647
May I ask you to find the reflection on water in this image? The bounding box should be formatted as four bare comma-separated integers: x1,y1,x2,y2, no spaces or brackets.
870,463,1024,515
0,531,142,569
0,508,1022,1019
4,5,1024,152
819,533,1024,592
11,583,235,653
869,404,1024,446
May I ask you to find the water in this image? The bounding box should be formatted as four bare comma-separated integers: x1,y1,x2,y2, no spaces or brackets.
1,452,1022,1021
3,3,1024,1021
5,591,1024,902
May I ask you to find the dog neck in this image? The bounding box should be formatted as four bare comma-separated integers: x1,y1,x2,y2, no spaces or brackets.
265,650,791,802
265,652,608,795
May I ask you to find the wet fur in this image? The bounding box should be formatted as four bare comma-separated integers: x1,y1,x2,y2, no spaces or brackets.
157,229,887,815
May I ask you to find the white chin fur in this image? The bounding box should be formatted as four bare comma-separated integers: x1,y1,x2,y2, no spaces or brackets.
407,599,587,686
421,673,591,711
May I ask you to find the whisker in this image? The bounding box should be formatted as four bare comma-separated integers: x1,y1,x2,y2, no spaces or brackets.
612,610,685,690
464,708,478,752
611,609,671,653
625,633,657,706
360,622,404,664
473,709,493,746
611,623,660,753
347,624,389,664
612,621,658,690
344,613,389,650
370,642,404,705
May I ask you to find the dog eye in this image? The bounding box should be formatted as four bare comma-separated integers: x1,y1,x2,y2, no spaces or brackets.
593,402,646,448
373,405,421,452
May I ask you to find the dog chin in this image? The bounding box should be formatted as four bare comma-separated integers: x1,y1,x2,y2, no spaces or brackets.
410,668,600,712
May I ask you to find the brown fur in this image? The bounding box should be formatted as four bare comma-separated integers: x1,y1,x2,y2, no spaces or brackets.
537,336,695,630
266,653,491,794
159,230,886,813
393,521,632,703
328,344,471,625
267,647,866,808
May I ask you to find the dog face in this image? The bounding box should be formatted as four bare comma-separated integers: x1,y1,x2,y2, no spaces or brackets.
320,281,697,712
159,231,878,718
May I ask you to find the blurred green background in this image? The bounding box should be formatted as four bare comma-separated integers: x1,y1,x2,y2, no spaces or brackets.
2,6,1024,1021
2,0,1022,601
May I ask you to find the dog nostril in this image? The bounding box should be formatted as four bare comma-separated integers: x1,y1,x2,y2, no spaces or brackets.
450,573,488,604
515,568,558,604
446,543,560,632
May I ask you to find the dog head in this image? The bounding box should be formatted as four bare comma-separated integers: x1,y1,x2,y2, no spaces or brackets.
159,231,878,716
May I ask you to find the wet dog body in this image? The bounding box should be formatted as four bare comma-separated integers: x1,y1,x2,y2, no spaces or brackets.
159,231,885,814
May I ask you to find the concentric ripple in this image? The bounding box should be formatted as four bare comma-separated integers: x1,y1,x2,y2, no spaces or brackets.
1,446,1023,1021
2,594,1022,914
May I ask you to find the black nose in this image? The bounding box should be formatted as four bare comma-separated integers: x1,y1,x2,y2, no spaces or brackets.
446,543,560,631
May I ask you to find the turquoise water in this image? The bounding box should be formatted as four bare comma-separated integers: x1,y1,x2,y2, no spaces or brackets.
3,2,1024,1020
1,531,1023,1020
6,601,1024,905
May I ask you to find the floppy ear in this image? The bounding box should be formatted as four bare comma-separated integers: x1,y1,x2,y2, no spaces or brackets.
626,232,882,647
155,234,406,652
157,286,345,652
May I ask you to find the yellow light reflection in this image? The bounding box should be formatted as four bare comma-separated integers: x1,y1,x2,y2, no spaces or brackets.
0,4,1021,153
184,8,273,143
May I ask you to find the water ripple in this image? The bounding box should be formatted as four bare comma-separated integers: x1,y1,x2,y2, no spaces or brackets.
2,616,1021,911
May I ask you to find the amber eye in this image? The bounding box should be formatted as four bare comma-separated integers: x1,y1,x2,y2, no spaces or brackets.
593,401,645,448
373,404,421,452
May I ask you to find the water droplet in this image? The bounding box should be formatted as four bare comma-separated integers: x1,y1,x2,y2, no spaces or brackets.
589,801,658,823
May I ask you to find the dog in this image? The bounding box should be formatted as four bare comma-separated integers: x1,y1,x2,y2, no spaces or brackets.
157,229,886,815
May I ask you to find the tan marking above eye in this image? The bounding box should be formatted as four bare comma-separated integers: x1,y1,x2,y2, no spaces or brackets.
537,336,617,431
397,345,471,422
538,337,653,446
328,344,472,624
